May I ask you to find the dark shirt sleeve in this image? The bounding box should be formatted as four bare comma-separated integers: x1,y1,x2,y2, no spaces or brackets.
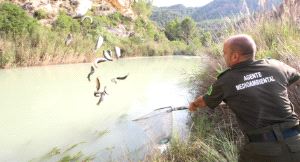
286,67,300,85
203,79,224,109
276,60,300,85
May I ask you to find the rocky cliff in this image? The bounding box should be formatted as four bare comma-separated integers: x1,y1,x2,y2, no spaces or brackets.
7,0,135,25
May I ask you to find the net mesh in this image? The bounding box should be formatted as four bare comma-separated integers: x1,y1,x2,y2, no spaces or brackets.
133,107,174,146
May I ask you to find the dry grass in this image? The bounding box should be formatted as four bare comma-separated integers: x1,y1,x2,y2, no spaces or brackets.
0,30,96,68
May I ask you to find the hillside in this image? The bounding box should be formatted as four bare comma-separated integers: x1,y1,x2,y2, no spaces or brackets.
0,0,177,68
151,5,196,28
8,0,135,26
151,0,282,27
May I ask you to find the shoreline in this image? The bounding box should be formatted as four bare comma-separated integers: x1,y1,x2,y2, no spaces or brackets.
0,54,203,69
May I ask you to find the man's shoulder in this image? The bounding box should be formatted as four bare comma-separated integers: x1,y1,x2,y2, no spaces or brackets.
262,58,282,65
248,59,283,70
261,58,290,71
216,59,284,79
217,59,274,80
217,68,231,79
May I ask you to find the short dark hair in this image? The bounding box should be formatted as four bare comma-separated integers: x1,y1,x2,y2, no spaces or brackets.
227,34,256,59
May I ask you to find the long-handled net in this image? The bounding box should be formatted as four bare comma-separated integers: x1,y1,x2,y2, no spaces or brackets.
132,106,188,151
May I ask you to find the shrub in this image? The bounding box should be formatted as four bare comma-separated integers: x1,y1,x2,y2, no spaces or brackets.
93,16,112,27
0,50,14,68
53,11,80,33
0,2,38,35
199,30,213,47
33,9,48,20
134,18,147,32
109,12,122,24
132,0,152,18
145,21,158,39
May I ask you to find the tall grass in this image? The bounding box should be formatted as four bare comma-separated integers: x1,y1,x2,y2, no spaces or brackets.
147,108,243,162
0,28,95,68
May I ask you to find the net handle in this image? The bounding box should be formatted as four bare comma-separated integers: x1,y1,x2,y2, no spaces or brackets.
132,106,188,121
154,106,172,111
154,106,188,112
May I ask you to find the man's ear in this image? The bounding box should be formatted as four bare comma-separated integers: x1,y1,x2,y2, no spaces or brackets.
231,52,240,62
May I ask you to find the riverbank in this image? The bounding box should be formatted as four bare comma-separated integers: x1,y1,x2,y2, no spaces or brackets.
0,1,201,69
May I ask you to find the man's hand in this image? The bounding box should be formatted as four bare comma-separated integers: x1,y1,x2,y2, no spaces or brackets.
189,102,198,112
189,96,207,112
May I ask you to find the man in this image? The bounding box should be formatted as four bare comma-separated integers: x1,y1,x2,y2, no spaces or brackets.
189,34,300,162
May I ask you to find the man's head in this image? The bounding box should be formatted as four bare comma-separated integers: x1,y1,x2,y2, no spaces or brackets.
223,34,256,68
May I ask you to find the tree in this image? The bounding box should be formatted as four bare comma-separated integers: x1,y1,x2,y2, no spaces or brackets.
180,17,197,45
164,17,197,45
132,0,152,18
164,18,181,41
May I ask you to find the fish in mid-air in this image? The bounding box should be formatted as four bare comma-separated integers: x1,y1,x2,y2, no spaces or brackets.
93,57,107,68
96,86,108,105
103,50,113,61
81,16,93,24
94,35,104,52
87,66,95,82
94,77,102,97
116,73,129,80
96,77,100,91
110,73,129,84
65,33,73,46
115,46,121,59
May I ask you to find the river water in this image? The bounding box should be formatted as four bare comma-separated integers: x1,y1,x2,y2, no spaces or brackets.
0,56,202,162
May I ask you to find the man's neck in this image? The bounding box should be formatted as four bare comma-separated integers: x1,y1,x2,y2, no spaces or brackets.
230,59,254,69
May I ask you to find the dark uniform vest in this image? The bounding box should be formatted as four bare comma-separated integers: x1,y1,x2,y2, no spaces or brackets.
203,59,300,133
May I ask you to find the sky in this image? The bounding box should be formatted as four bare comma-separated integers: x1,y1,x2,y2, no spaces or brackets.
152,0,213,7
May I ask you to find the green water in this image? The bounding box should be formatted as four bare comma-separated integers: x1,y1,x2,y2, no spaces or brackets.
0,56,202,161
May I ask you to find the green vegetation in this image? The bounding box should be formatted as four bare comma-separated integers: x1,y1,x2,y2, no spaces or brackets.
33,9,48,20
164,17,202,55
148,108,243,162
0,1,200,68
1,0,234,68
180,17,197,45
170,110,241,162
53,11,80,33
243,21,300,60
132,0,152,18
30,143,95,162
0,2,37,36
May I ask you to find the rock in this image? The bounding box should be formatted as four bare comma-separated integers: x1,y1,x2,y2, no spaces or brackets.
10,0,136,23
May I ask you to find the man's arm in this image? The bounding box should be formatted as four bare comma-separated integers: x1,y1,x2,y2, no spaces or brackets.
189,96,207,112
271,59,300,85
189,78,225,112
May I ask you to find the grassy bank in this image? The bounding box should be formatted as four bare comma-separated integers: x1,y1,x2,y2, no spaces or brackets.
147,108,243,162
